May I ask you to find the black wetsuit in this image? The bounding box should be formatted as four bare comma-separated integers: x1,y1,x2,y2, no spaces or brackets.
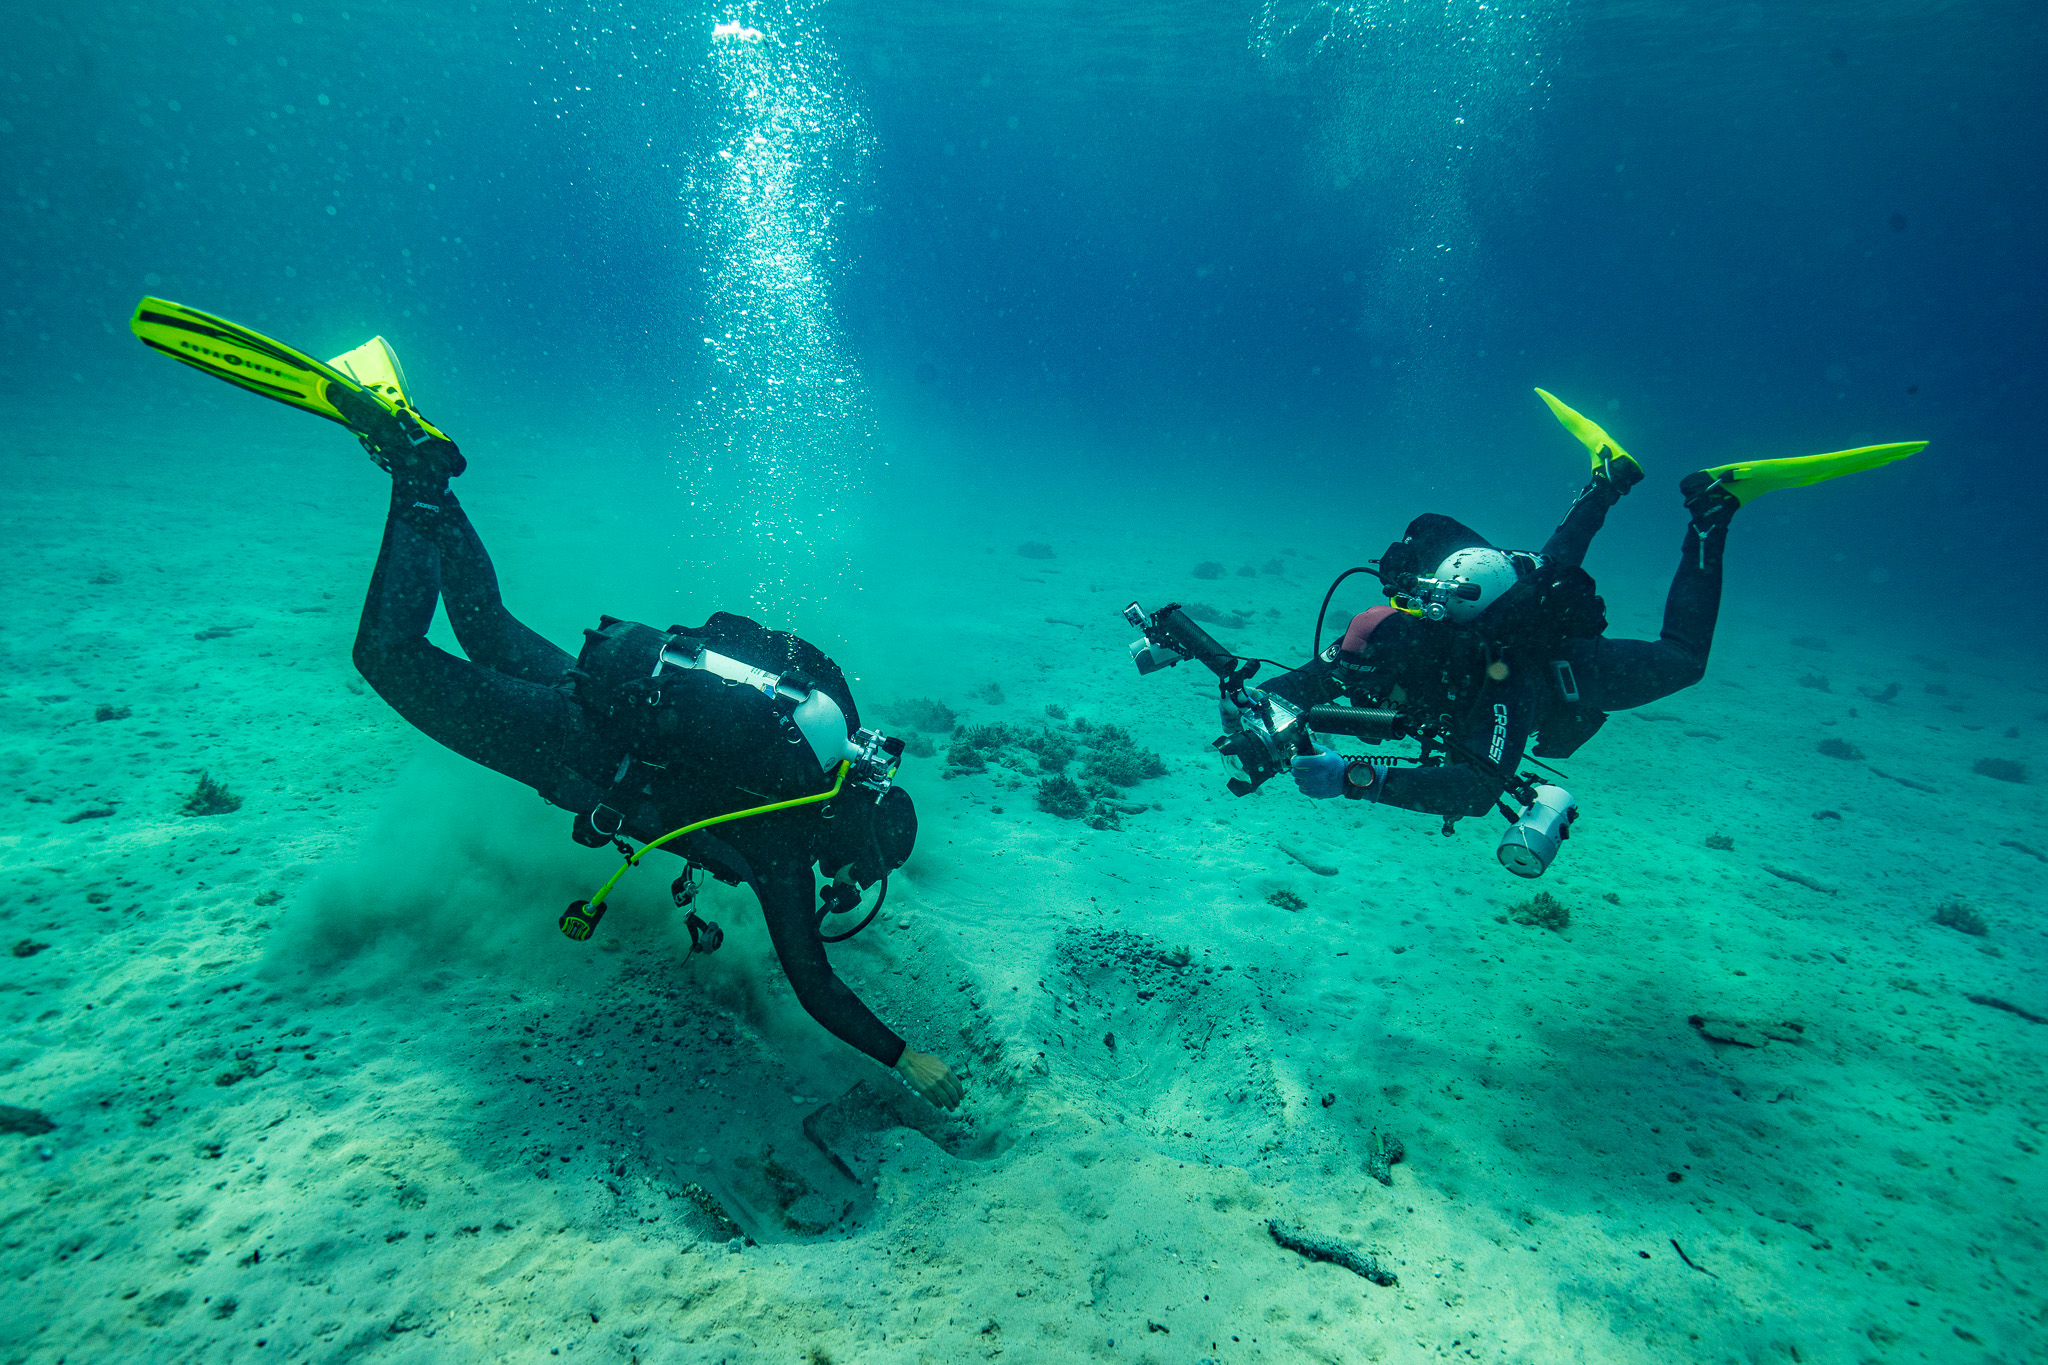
351,481,906,1066
1263,477,1728,817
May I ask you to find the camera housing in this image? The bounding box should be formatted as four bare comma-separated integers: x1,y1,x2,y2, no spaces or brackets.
1127,601,1312,794
1212,689,1307,795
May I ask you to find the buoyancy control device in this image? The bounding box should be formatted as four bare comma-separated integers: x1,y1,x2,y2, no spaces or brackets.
559,615,903,849
552,615,907,944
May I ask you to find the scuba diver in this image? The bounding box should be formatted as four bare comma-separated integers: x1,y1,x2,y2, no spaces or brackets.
130,297,962,1111
1277,390,1926,821
1125,389,1923,874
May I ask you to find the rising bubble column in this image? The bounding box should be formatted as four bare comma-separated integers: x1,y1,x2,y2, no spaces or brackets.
687,3,873,613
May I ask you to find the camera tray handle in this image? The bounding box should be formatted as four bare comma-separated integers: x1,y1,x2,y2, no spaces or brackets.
1150,604,1241,680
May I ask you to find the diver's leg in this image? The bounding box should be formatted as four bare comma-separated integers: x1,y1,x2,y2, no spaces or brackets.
426,494,576,684
353,487,605,792
1579,517,1727,711
1540,459,1642,570
1539,480,1618,569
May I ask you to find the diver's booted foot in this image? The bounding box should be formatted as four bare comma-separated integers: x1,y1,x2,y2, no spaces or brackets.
1690,442,1928,512
1595,446,1644,495
1680,470,1738,534
128,298,468,479
325,379,466,483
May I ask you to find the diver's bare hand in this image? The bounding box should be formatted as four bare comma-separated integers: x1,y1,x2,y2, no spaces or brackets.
895,1048,962,1110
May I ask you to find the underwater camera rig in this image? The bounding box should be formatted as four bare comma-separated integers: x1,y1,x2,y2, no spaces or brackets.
1122,594,1578,878
1124,600,1316,796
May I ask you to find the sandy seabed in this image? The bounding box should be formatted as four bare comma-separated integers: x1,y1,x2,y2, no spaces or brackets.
3,404,2044,1364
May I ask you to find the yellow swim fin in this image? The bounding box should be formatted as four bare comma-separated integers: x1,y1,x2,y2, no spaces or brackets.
1535,388,1642,488
1695,442,1928,507
131,296,365,426
131,297,455,458
324,334,455,446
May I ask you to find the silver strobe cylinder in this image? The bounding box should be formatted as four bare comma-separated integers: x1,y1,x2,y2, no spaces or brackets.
1497,784,1577,878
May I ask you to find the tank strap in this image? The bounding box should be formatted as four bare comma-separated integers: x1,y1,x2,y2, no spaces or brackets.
654,634,857,775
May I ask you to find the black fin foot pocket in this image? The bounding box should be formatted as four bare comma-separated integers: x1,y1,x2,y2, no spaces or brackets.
1601,448,1644,495
1680,470,1738,533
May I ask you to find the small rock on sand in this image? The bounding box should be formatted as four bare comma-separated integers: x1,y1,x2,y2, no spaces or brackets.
1276,841,1338,877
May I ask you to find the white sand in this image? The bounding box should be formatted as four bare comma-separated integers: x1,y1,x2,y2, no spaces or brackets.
4,403,2044,1363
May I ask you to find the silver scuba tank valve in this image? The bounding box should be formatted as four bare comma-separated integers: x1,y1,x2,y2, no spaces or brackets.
1395,574,1484,622
1496,784,1577,878
847,726,906,792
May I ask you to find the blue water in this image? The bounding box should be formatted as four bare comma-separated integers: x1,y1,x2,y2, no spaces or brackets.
6,3,2046,1360
11,2,2042,623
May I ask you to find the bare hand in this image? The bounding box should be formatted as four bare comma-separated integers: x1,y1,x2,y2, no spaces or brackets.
895,1048,962,1110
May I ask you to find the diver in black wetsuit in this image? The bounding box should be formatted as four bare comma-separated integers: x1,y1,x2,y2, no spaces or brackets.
359,430,961,1109
127,297,959,1110
1266,453,1688,815
1265,392,1925,826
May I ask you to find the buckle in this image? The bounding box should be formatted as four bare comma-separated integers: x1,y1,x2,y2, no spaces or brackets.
589,804,624,837
394,407,434,448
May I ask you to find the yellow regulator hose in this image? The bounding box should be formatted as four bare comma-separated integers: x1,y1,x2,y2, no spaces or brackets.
559,762,849,941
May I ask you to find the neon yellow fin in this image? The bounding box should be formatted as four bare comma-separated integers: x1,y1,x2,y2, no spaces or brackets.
131,296,365,426
1701,442,1928,506
1535,387,1640,480
130,297,452,445
327,335,411,407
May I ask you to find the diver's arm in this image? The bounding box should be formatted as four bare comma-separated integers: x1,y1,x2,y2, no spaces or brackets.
752,861,963,1108
752,860,909,1066
1256,653,1346,712
1374,688,1534,818
1373,760,1507,818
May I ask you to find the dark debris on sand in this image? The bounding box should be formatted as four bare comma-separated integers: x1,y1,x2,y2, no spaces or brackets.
1364,1130,1405,1187
1267,1219,1398,1286
0,1105,55,1136
882,698,958,733
1972,757,2027,784
1932,900,1988,936
1967,995,2048,1025
1506,892,1569,931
